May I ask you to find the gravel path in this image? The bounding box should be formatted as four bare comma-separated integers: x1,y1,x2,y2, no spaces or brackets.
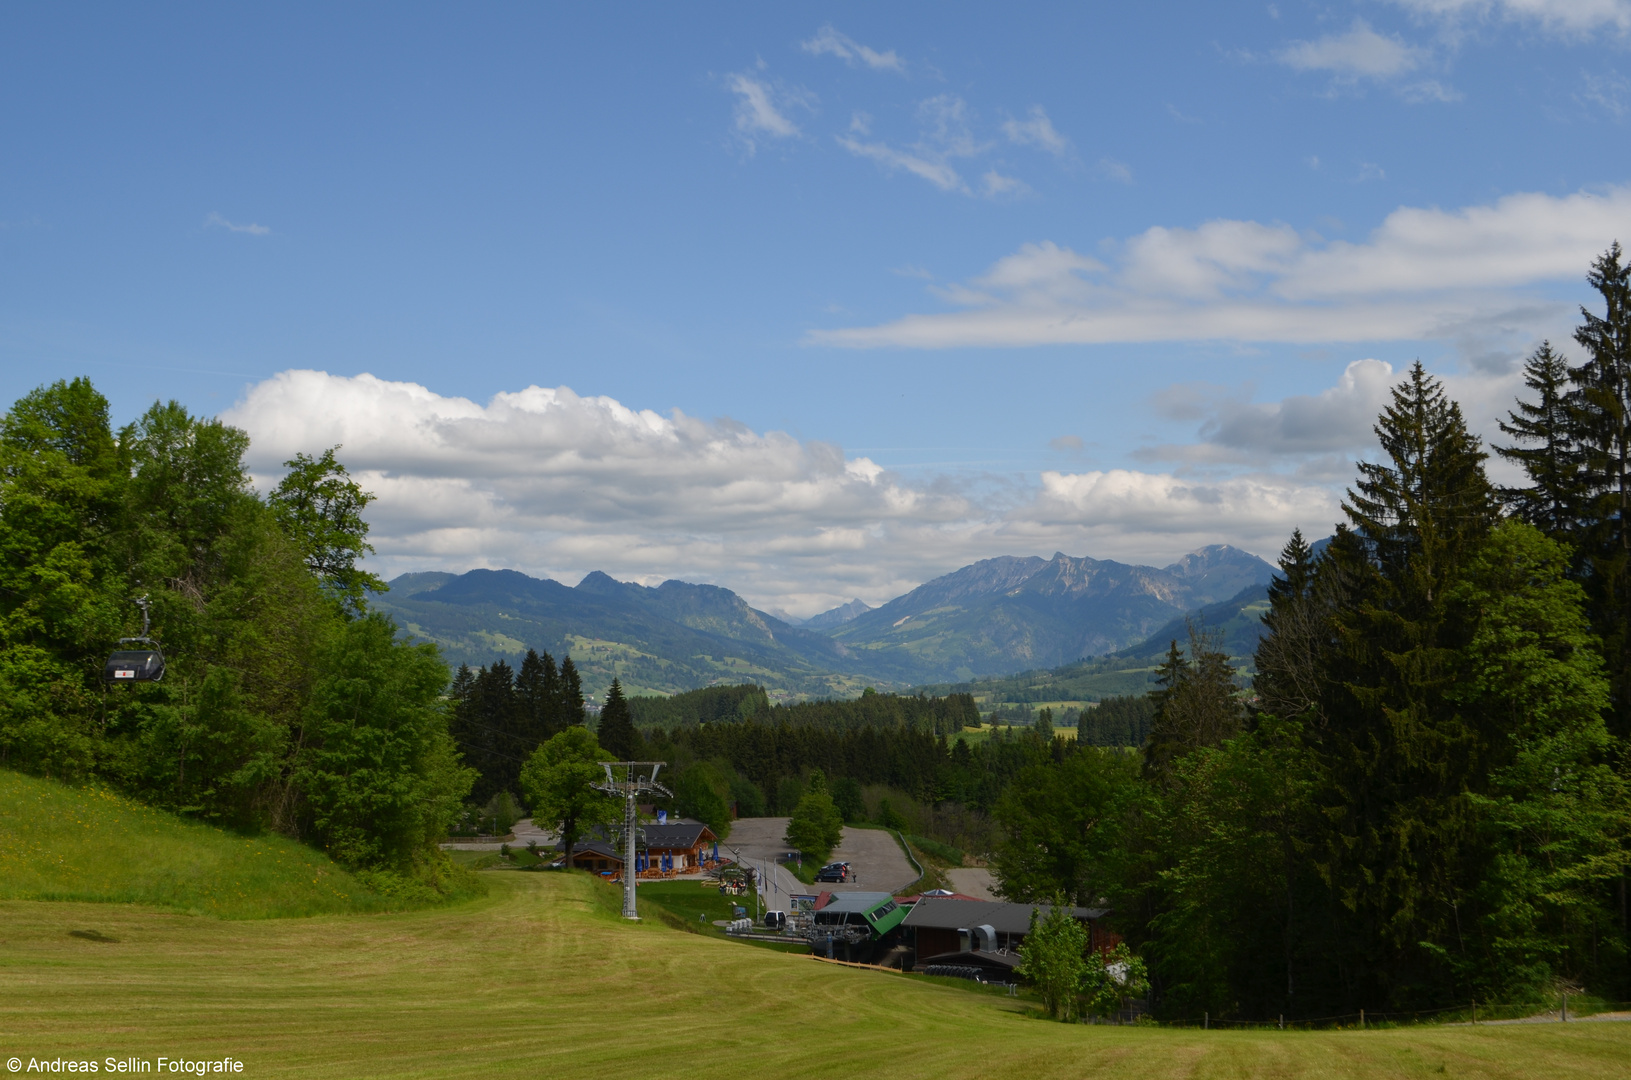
945,868,1001,899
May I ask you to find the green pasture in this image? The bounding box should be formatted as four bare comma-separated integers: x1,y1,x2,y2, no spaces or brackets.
3,870,1628,1079
0,769,436,919
3,769,1629,1078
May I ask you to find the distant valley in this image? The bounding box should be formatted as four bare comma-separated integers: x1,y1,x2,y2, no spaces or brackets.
369,544,1277,701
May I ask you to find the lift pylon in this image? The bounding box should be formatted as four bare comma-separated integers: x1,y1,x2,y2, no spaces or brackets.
592,762,671,920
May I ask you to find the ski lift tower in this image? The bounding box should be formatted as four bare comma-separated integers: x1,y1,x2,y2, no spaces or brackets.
593,762,670,921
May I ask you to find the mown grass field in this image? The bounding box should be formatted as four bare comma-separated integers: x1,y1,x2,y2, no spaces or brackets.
3,868,1628,1079
3,770,1629,1078
0,770,417,918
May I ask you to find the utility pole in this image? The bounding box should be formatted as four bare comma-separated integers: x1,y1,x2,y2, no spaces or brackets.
593,762,670,921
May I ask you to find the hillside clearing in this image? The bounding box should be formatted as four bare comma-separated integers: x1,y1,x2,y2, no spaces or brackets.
0,769,471,919
2,871,1626,1079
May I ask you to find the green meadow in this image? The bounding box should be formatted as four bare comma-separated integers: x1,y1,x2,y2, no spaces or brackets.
0,769,461,919
2,770,1629,1079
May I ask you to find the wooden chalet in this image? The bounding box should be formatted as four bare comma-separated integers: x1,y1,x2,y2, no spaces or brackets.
556,819,719,874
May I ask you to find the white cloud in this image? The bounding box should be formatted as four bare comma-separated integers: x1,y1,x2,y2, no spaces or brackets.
205,212,270,236
1002,106,1071,156
1580,71,1630,118
834,94,998,196
1149,361,1398,464
727,71,809,151
836,135,965,192
223,371,1337,614
1388,0,1631,36
809,185,1631,349
1401,79,1464,102
801,25,905,72
1278,19,1425,79
981,170,1030,197
1095,157,1134,184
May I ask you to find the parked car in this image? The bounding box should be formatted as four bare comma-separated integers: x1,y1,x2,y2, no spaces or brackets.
815,862,850,883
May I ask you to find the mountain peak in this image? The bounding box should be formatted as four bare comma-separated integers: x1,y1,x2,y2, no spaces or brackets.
803,597,873,630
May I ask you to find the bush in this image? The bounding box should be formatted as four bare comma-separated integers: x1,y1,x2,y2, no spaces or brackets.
907,834,964,866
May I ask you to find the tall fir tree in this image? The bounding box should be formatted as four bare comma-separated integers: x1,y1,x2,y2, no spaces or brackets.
1142,623,1242,784
556,655,585,730
1497,341,1583,536
515,648,557,748
1312,362,1499,1007
1568,244,1631,739
595,677,640,761
1255,529,1325,721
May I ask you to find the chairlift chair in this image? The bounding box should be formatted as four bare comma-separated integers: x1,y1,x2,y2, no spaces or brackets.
102,595,165,684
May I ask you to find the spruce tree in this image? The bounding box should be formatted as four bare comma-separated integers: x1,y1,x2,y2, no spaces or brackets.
595,678,640,761
1313,362,1498,1006
1497,341,1583,536
556,655,586,730
1569,244,1631,739
1143,623,1242,783
515,648,557,746
1255,529,1324,721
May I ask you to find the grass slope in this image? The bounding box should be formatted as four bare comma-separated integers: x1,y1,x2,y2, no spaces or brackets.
0,769,441,918
3,870,1627,1078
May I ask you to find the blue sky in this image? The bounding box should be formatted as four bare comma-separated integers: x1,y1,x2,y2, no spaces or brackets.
3,2,1629,614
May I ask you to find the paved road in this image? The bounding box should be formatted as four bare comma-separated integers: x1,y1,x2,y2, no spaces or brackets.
724,817,920,906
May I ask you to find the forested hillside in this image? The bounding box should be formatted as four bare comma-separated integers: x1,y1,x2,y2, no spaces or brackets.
0,379,474,898
368,567,907,698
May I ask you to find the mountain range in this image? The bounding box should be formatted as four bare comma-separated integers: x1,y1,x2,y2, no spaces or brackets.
369,544,1277,700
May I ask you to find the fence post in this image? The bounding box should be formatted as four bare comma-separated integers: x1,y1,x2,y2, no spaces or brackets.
1279,1014,1284,1030
1561,993,1568,1022
1359,1009,1365,1029
1472,1001,1476,1025
1204,1012,1208,1030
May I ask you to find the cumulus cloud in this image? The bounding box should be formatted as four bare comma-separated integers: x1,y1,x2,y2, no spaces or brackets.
1002,106,1070,156
801,25,905,72
223,371,1339,614
810,185,1631,349
1144,361,1397,466
205,212,270,236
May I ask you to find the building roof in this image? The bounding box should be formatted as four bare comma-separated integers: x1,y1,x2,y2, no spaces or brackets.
917,948,1023,971
902,898,1109,934
558,840,622,861
816,891,895,915
641,822,717,849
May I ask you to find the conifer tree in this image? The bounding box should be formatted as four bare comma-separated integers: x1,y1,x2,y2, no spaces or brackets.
1313,362,1498,1004
1255,529,1325,721
515,648,557,747
595,677,640,761
557,655,585,729
1569,244,1631,738
1497,341,1582,536
1143,624,1242,783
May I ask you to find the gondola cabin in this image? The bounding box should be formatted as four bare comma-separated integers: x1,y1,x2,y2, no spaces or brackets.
103,648,165,683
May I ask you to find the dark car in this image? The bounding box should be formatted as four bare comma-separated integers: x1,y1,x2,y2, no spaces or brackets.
814,862,850,883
